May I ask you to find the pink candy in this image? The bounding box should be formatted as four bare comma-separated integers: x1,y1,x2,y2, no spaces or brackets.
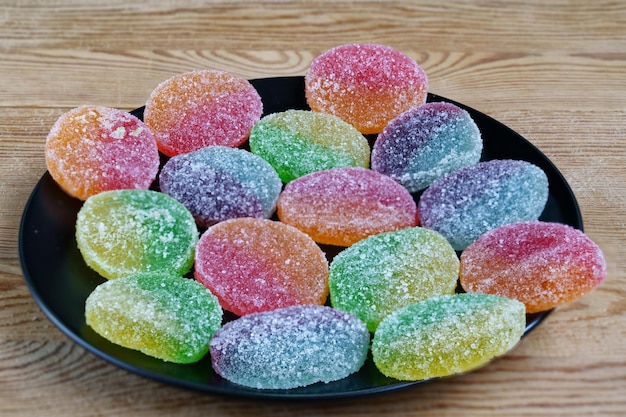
277,167,418,247
194,218,329,316
460,221,607,313
144,70,263,156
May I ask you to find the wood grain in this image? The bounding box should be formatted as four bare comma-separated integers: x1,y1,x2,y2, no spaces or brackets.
2,50,625,111
1,1,625,416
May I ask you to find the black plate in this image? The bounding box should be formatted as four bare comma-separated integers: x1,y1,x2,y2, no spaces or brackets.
19,76,582,400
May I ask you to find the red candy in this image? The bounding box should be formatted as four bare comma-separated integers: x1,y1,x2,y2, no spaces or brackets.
305,44,428,134
460,221,607,313
144,70,263,156
194,218,329,316
45,105,159,201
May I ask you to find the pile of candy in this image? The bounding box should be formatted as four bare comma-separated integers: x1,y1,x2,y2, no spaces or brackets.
45,43,607,390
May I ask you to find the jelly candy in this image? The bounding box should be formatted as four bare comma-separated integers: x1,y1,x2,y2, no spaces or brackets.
85,272,222,363
210,305,369,389
418,159,549,250
460,221,607,313
329,227,459,332
277,167,418,247
194,218,329,316
305,43,428,134
159,146,282,228
144,70,263,156
371,293,526,380
371,102,483,192
45,105,159,201
76,189,198,279
248,109,370,183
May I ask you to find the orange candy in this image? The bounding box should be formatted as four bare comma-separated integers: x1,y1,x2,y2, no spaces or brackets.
194,218,329,316
305,44,428,134
45,105,159,201
460,221,607,313
144,70,263,156
277,167,418,247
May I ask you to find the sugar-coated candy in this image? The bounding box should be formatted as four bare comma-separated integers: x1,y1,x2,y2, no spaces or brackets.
248,109,370,183
277,167,418,247
460,221,606,313
45,105,159,201
305,43,428,134
330,227,459,332
418,159,549,250
371,293,526,381
144,70,263,156
85,272,223,363
194,218,329,316
76,189,198,279
210,305,370,389
159,146,282,228
371,102,483,193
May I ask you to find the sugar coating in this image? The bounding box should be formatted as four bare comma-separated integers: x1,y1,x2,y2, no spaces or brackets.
210,305,370,389
460,221,607,313
305,43,428,134
85,272,223,363
277,167,418,247
371,293,526,381
371,102,483,193
329,227,459,332
45,105,159,201
194,218,329,316
159,146,282,228
144,70,263,156
76,189,198,279
418,159,549,251
248,110,370,183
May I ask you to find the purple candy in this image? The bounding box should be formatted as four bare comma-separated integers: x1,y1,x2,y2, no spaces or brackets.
209,305,370,389
371,102,482,192
159,146,282,228
418,159,549,250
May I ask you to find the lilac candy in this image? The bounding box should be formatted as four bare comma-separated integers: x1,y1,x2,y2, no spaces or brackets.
209,305,370,389
159,146,282,228
371,102,482,192
418,159,549,250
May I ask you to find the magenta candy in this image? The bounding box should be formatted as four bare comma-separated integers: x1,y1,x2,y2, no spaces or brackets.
194,218,329,316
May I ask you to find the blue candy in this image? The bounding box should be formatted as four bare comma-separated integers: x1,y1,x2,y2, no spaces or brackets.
209,305,370,389
371,102,482,192
159,146,282,228
418,159,549,250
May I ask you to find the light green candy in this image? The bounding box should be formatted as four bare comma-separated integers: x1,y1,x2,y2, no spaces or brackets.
329,227,459,332
249,109,370,183
76,189,198,279
85,272,223,363
372,293,526,381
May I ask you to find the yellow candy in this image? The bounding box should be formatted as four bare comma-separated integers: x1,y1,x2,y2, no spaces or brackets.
85,272,223,363
249,110,370,183
371,293,525,380
76,189,198,279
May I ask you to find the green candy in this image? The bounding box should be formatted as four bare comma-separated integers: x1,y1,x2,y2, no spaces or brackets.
85,272,223,363
329,227,459,332
372,293,526,381
249,110,370,183
76,189,198,279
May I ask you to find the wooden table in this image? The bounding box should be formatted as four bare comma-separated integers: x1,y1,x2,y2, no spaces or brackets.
2,1,625,415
